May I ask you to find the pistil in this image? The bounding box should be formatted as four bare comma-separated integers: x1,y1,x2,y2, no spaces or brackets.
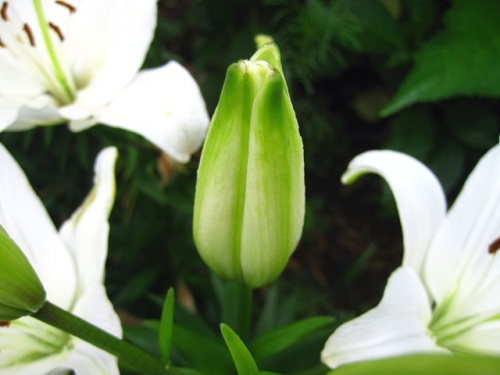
32,0,75,102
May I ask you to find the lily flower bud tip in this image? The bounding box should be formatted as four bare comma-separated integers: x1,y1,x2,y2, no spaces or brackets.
193,43,305,288
0,225,46,321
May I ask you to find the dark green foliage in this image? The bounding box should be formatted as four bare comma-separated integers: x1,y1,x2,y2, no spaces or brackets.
2,0,500,373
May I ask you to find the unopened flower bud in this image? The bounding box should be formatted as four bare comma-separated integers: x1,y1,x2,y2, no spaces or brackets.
0,225,46,320
193,42,305,288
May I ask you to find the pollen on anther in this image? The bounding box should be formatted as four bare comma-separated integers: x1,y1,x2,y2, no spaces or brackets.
0,321,10,327
0,38,5,48
55,1,76,13
23,23,36,46
1,2,8,22
488,237,500,254
49,22,64,41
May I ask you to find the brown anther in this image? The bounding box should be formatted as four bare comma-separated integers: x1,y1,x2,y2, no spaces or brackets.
489,237,500,254
49,22,64,41
23,23,35,46
55,1,76,13
0,38,5,48
0,321,10,327
1,2,8,21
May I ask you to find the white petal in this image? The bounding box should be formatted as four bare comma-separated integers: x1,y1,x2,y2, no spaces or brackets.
63,284,121,375
0,144,76,308
66,0,158,109
0,350,68,375
1,95,64,131
342,150,446,276
94,62,209,162
0,49,45,98
0,317,69,374
0,98,22,131
425,143,500,318
446,319,500,355
321,267,438,369
59,147,117,294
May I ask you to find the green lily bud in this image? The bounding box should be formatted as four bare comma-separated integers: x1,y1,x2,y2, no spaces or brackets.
0,225,46,321
193,42,305,288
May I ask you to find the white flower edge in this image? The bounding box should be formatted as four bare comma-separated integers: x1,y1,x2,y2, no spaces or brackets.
424,144,500,311
323,143,500,368
341,150,447,277
94,61,209,163
321,267,441,368
0,143,76,309
1,0,209,162
0,144,121,374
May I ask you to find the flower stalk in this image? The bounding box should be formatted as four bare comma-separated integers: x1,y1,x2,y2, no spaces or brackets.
32,301,172,375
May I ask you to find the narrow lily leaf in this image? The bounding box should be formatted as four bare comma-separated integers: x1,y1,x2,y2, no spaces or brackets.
331,354,500,375
221,323,259,375
382,0,500,116
172,324,233,374
159,288,175,362
249,316,334,361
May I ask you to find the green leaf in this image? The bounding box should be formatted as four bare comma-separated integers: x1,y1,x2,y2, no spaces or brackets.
383,107,437,161
442,101,500,150
159,288,175,362
428,141,465,193
342,0,405,54
221,323,259,375
171,324,233,374
330,354,500,375
382,0,500,116
249,316,334,361
254,282,297,336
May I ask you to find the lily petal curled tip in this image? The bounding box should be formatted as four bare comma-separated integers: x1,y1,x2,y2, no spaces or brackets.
322,144,500,368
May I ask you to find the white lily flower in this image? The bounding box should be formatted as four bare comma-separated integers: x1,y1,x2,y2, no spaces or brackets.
0,0,209,162
0,144,121,375
321,143,500,368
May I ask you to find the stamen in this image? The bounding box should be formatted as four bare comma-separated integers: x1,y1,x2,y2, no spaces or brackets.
23,23,35,46
48,21,64,41
55,0,76,13
0,321,10,327
1,2,8,21
488,237,500,254
0,37,5,47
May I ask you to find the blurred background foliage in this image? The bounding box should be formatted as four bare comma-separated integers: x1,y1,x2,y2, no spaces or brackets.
2,0,500,373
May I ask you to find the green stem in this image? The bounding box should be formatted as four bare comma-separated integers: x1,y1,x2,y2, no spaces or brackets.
32,301,169,375
32,0,75,102
236,283,253,342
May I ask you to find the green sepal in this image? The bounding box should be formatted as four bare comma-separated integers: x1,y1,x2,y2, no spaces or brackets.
0,225,46,321
250,42,284,76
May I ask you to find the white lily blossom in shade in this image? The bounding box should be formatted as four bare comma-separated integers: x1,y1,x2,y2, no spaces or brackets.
0,144,121,375
0,0,209,162
321,143,500,369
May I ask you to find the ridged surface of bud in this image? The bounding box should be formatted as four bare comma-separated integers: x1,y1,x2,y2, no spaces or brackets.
193,43,305,288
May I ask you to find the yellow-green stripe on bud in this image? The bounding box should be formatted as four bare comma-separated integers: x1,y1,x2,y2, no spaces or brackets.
0,225,46,321
193,43,305,288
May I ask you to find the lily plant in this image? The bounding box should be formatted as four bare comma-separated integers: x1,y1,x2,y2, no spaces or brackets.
0,144,121,374
0,0,209,162
322,143,500,368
